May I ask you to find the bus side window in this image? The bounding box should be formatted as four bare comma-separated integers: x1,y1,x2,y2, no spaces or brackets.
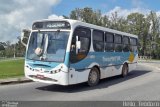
114,34,123,52
105,32,114,52
79,36,89,53
93,30,104,52
70,27,91,63
123,36,130,52
130,38,137,52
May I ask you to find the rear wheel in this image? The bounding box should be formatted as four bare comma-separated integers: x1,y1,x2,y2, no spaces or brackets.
88,67,100,86
121,64,128,77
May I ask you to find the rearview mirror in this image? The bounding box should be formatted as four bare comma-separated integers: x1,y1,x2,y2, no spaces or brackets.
21,29,31,47
76,36,81,54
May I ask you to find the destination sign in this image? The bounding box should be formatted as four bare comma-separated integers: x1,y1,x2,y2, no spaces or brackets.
32,21,71,30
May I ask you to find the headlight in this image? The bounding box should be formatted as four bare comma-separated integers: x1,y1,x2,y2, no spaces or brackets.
50,68,61,74
50,65,63,74
26,65,34,71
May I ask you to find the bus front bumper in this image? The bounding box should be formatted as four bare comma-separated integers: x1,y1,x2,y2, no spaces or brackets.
25,69,69,85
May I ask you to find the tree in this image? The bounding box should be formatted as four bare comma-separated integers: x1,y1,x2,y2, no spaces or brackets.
0,45,4,51
16,36,26,57
102,15,110,27
70,8,83,20
127,13,150,56
70,7,103,25
0,42,5,51
105,12,128,32
147,11,160,59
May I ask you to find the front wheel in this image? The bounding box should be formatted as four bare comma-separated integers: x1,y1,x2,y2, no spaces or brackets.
121,64,128,77
88,67,100,86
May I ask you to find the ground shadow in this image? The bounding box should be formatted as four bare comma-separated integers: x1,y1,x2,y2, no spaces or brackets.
36,69,151,93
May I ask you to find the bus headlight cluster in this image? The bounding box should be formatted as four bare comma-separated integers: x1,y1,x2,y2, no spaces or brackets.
26,65,34,71
50,66,63,74
50,69,61,74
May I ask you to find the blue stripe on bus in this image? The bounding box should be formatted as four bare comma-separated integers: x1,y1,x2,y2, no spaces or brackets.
70,52,137,71
25,51,137,71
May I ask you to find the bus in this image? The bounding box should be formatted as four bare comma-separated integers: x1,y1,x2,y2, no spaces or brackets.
21,19,138,86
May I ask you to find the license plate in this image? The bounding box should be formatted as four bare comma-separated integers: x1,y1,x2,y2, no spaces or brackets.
36,74,44,79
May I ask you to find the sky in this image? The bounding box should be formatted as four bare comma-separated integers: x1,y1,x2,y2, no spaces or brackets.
0,0,160,43
53,0,160,16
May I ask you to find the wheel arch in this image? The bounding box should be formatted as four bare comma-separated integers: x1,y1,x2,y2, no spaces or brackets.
92,65,101,79
122,62,129,72
121,62,129,77
123,62,128,68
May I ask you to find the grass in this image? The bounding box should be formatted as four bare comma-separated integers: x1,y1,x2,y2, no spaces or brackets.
0,59,24,79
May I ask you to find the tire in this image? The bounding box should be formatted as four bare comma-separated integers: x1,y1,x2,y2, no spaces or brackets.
121,63,128,77
88,67,100,86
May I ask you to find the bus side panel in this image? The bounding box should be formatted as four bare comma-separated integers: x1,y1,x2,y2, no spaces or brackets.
102,52,128,78
69,62,100,85
69,69,90,85
103,65,123,79
69,51,138,84
68,68,78,85
69,52,124,84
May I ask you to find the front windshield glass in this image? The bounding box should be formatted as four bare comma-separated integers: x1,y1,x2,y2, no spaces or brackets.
27,31,69,62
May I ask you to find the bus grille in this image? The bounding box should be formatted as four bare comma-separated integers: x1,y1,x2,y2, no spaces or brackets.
29,75,57,82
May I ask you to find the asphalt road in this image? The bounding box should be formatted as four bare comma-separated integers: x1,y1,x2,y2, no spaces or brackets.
0,63,160,101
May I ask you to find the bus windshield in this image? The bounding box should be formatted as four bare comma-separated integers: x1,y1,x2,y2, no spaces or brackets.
27,31,69,62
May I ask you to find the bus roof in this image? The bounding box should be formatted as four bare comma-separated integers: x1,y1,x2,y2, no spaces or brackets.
33,19,138,38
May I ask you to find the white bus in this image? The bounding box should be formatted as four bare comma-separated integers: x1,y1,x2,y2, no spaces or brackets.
21,19,138,86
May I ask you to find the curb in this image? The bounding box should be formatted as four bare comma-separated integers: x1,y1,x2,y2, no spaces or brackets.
0,77,33,85
138,62,160,71
138,60,160,63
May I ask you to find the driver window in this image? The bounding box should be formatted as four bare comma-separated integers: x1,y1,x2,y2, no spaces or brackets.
70,27,91,63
